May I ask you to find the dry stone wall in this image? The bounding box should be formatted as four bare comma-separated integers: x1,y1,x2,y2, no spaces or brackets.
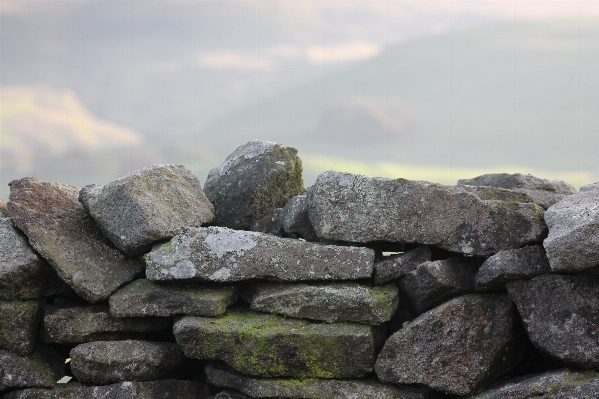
1,139,598,398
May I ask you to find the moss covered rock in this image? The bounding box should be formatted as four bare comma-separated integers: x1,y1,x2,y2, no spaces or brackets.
0,299,41,355
0,346,64,391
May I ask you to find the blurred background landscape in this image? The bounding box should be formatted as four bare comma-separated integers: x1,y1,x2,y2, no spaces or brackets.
1,1,599,201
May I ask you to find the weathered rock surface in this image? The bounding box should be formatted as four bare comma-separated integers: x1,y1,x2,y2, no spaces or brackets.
145,226,374,282
458,173,576,210
580,181,599,192
212,391,249,399
0,299,40,355
0,218,66,300
0,199,9,217
173,310,382,378
398,256,481,314
278,193,318,241
543,187,599,272
204,140,304,229
109,279,238,317
70,340,183,385
42,305,169,344
205,363,437,399
243,282,398,324
375,294,523,396
249,208,284,237
7,178,143,303
308,171,546,256
507,274,599,368
79,164,214,255
0,346,64,391
374,246,432,285
476,245,551,291
468,369,599,399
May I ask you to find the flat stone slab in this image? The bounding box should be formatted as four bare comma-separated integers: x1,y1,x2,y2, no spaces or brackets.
42,305,169,344
7,178,143,303
70,340,183,385
109,279,238,317
375,294,523,396
475,245,551,291
243,282,398,324
507,274,599,368
0,346,64,391
145,226,374,282
204,140,304,230
205,363,437,399
0,299,41,355
173,310,382,378
79,164,214,255
308,171,547,256
373,246,432,285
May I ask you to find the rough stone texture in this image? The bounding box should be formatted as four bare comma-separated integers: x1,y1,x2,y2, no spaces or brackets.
507,274,599,368
398,256,481,314
0,346,64,391
7,178,143,303
0,299,41,355
468,369,599,399
543,187,599,272
373,246,432,285
0,199,9,217
458,173,576,210
212,391,249,399
70,340,183,385
205,363,437,399
173,310,382,378
109,279,238,317
243,282,398,324
79,164,214,255
203,140,304,230
308,171,547,256
0,218,66,300
42,305,169,344
278,193,318,241
580,181,599,192
375,294,523,396
249,208,284,237
145,226,374,282
475,245,551,291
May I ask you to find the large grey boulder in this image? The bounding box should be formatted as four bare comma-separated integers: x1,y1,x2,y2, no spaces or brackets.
373,246,432,285
145,226,374,282
308,171,546,256
7,178,143,303
543,186,599,272
79,164,214,255
0,299,40,355
458,173,576,209
0,346,64,391
204,140,304,230
507,274,599,368
278,193,318,241
375,294,523,396
243,282,398,324
70,340,183,385
475,245,551,291
173,310,383,378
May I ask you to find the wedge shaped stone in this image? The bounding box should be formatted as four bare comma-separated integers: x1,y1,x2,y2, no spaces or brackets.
279,193,318,241
0,346,64,391
204,140,304,229
145,226,374,282
243,282,398,324
7,178,143,303
173,310,382,378
308,171,546,256
109,279,238,317
374,246,432,285
249,208,284,237
0,299,40,355
79,164,214,255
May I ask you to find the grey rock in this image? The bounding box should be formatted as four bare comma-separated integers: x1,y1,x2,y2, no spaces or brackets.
468,369,599,399
458,173,576,209
7,178,143,303
70,340,183,385
279,193,318,241
580,181,599,192
205,363,437,399
398,256,481,314
0,199,8,217
204,140,304,230
145,226,374,282
212,391,249,399
109,279,238,317
0,218,66,300
543,188,599,272
375,294,523,396
249,208,284,237
79,164,214,255
458,185,535,203
308,171,546,256
476,245,551,291
373,246,432,285
0,299,40,355
243,282,398,324
42,305,169,344
507,274,599,368
173,310,382,378
0,346,64,391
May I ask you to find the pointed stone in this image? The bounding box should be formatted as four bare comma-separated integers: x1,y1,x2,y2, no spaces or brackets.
249,208,284,237
279,193,318,241
0,299,41,355
0,346,64,391
373,246,432,285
